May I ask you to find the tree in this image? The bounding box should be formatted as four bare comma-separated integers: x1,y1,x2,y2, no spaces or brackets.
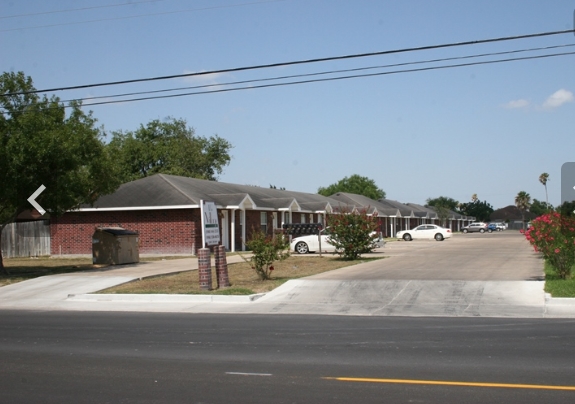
539,172,550,208
458,197,494,222
426,196,460,227
326,207,379,260
426,196,460,211
558,201,575,218
317,175,385,200
530,198,553,217
0,71,121,274
107,117,233,183
515,191,531,229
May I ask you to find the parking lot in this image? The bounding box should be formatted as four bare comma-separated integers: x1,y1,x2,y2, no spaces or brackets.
307,231,544,281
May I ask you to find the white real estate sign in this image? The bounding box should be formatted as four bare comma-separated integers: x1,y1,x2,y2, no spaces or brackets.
201,200,220,247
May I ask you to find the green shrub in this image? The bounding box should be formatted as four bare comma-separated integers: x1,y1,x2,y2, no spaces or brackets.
326,207,379,260
245,230,290,280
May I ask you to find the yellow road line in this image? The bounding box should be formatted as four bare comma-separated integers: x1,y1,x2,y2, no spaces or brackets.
322,377,575,391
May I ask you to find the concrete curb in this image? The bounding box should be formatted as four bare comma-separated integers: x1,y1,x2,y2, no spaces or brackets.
545,293,575,305
67,292,266,303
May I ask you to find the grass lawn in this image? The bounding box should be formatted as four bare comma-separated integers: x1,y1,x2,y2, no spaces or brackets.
99,255,383,295
544,261,575,298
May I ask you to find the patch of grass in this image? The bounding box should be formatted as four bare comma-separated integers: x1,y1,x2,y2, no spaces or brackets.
544,261,575,297
100,255,383,295
1,257,98,287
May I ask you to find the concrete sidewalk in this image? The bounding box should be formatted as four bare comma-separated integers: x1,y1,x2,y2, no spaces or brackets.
1,252,574,317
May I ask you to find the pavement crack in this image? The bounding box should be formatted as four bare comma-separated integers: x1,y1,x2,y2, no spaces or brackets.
385,281,411,307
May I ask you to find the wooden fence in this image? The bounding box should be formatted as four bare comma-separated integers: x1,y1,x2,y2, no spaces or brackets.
1,220,51,258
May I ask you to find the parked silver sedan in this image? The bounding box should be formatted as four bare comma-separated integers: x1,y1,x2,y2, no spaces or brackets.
396,225,452,241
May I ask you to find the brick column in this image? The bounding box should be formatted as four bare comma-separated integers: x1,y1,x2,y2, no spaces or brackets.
198,248,212,290
214,245,230,288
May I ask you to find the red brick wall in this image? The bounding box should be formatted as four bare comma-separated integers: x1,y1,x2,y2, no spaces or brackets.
50,209,201,255
244,210,258,234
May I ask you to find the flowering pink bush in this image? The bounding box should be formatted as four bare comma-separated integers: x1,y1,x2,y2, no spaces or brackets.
522,212,575,279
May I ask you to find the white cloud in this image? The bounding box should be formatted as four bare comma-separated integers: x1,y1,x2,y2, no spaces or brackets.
543,89,573,109
503,99,530,109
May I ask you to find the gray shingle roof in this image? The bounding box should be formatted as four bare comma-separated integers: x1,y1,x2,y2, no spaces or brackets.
81,174,342,212
329,193,399,216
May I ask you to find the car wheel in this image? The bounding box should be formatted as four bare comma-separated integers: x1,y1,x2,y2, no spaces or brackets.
294,241,309,254
488,229,493,233
434,233,444,241
479,229,485,233
462,229,468,234
403,234,412,241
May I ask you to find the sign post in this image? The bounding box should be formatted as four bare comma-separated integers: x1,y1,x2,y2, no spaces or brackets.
201,200,220,247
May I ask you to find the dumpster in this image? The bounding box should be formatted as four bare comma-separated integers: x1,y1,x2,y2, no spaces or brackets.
92,227,139,265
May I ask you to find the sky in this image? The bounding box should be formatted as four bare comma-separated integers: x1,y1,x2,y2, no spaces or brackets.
2,0,574,210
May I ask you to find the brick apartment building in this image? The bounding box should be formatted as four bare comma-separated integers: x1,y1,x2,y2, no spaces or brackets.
24,174,475,257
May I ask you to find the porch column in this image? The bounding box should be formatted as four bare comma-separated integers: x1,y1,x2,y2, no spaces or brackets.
241,209,246,251
230,209,236,252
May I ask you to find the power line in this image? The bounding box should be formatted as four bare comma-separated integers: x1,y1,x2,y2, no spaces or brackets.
58,43,575,105
74,51,575,107
1,49,573,115
0,0,288,32
3,28,573,97
0,0,167,19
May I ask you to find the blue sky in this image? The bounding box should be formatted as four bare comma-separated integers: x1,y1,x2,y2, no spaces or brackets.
2,0,574,209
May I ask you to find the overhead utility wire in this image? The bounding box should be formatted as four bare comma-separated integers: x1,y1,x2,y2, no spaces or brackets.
4,28,573,97
0,0,287,31
76,51,575,107
0,0,166,19
1,49,573,116
61,43,575,104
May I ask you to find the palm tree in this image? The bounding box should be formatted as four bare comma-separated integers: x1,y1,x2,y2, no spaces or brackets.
515,191,531,229
539,173,549,210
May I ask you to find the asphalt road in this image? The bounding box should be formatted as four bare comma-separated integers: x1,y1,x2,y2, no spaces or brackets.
1,311,575,403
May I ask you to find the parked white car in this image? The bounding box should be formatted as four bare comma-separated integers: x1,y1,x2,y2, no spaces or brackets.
396,225,452,241
290,232,384,254
290,234,336,254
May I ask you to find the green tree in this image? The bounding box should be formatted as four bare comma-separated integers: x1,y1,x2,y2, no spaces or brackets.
515,191,531,229
426,196,460,211
0,71,121,274
426,196,460,227
326,207,379,260
459,199,494,222
558,201,575,218
318,175,385,200
530,198,553,217
539,172,550,208
107,117,233,183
